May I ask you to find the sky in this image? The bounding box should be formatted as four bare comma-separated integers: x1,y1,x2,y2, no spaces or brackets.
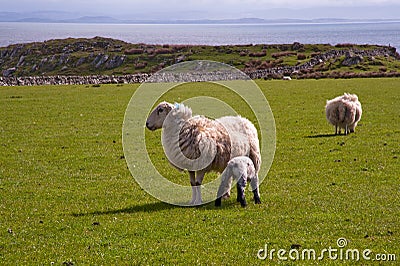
2,0,400,20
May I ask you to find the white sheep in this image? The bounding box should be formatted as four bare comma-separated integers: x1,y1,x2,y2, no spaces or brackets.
325,93,362,135
215,156,261,207
146,101,261,205
341,93,362,133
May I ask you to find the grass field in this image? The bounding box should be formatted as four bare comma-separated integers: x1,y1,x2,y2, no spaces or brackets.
0,78,399,265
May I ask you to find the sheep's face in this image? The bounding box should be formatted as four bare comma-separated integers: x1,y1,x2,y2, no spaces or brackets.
146,102,173,131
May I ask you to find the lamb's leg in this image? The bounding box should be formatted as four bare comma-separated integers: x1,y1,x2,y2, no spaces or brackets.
335,125,338,135
253,188,261,204
189,171,197,205
194,170,206,205
250,175,261,204
216,166,233,207
215,196,222,207
236,184,241,203
237,175,247,207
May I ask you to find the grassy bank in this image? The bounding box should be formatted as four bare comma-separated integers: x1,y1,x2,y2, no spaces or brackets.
1,37,399,79
0,78,399,264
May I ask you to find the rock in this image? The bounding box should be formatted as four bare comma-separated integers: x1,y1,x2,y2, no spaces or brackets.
342,52,363,66
105,55,125,69
75,57,86,66
93,54,109,68
3,67,16,77
292,42,304,50
176,55,186,63
49,55,57,63
0,49,8,58
58,54,69,65
17,55,25,67
92,54,103,65
39,57,48,69
10,45,22,58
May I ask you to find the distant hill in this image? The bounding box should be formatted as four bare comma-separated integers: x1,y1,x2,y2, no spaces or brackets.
1,11,399,24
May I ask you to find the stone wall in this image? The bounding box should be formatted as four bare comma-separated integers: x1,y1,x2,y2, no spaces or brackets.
0,74,150,86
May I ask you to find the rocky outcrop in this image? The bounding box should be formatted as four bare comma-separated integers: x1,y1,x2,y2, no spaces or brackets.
0,37,130,76
247,47,398,79
291,42,304,51
1,38,399,82
93,54,108,68
105,55,125,69
2,67,16,77
342,51,363,66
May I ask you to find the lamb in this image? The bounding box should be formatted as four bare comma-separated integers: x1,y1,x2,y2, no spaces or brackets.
146,101,261,205
325,93,362,135
215,156,261,207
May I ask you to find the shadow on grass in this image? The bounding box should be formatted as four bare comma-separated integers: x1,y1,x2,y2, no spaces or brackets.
72,202,177,217
71,201,224,217
305,133,339,138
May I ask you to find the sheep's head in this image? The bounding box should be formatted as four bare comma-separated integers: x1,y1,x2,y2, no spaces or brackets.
343,93,359,102
146,101,174,131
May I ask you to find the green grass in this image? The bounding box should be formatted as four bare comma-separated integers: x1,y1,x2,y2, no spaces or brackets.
0,78,399,265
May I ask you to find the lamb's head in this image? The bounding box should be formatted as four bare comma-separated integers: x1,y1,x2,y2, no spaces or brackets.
146,101,174,131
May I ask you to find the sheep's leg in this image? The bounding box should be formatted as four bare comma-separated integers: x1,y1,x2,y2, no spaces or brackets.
249,145,261,174
250,175,261,204
345,125,348,135
349,122,355,133
189,171,197,205
237,175,247,207
194,170,206,205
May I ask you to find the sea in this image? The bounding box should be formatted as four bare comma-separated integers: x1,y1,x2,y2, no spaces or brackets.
0,21,400,51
